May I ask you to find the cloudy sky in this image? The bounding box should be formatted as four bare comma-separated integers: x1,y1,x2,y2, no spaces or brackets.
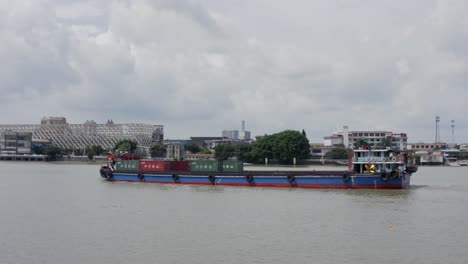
1,0,467,143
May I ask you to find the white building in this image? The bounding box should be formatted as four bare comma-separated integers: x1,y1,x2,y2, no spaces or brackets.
165,144,185,160
0,117,164,151
222,120,251,141
324,126,408,150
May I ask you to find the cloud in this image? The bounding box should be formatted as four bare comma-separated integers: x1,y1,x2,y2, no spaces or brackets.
1,0,467,143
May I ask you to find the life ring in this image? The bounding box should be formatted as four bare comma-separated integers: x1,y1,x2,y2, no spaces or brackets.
208,175,216,184
246,174,254,183
380,172,389,182
172,174,180,182
392,157,396,162
287,174,295,183
138,173,144,181
343,174,350,182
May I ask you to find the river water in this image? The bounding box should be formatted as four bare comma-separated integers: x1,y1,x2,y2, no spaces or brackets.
0,162,467,264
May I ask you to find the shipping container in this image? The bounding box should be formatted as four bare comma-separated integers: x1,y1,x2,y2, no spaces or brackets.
140,160,170,172
189,160,222,172
116,160,140,172
221,160,244,172
169,160,190,171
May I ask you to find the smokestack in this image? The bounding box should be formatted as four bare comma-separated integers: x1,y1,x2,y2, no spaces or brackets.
343,126,349,149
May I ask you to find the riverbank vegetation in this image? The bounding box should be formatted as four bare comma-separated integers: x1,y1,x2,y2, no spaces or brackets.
215,130,310,164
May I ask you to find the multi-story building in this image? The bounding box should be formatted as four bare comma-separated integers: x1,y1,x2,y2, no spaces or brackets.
222,120,251,141
0,117,164,152
222,130,239,140
407,143,447,151
190,137,226,148
1,132,32,154
165,144,185,160
324,126,408,150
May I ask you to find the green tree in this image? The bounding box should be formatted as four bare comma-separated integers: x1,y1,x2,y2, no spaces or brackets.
43,146,62,160
32,145,44,155
86,145,105,160
199,147,212,154
236,143,253,162
379,136,393,149
186,142,201,153
214,144,237,160
249,130,310,164
113,139,138,153
302,129,307,138
325,146,348,159
458,152,468,160
150,142,167,158
354,138,370,149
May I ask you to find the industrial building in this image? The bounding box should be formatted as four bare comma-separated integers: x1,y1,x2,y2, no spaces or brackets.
0,117,164,152
222,120,251,141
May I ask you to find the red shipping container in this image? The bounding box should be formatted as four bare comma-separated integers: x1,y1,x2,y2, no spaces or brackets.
170,161,190,171
139,160,170,172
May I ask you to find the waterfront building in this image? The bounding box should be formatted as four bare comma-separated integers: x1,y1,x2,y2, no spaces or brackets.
324,126,408,150
1,132,32,154
309,144,335,158
0,117,164,152
407,143,447,151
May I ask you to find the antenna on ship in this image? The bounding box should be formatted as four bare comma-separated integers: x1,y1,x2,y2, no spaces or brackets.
435,115,440,143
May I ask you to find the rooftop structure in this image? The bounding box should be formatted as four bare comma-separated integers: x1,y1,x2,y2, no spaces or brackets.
324,126,408,150
0,117,164,151
222,120,251,141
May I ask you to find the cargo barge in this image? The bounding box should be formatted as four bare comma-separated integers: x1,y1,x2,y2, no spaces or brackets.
99,149,417,189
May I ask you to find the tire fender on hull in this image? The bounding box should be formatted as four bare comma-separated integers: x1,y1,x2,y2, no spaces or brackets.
287,174,295,183
342,174,350,182
208,175,216,184
246,174,254,183
172,174,180,183
380,172,389,182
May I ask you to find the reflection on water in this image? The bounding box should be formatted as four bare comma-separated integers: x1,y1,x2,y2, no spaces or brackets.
0,162,467,264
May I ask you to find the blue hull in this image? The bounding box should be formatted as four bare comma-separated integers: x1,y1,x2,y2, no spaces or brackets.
107,172,411,189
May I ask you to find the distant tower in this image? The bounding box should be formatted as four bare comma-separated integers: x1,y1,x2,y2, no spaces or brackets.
435,116,440,143
240,120,246,140
451,120,455,144
343,126,349,149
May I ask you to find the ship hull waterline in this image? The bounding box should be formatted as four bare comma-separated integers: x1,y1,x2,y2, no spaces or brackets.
105,172,411,189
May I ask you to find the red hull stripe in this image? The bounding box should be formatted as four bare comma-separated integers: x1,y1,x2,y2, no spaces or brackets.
112,180,403,189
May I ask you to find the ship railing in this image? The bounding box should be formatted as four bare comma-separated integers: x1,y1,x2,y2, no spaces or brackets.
355,156,404,163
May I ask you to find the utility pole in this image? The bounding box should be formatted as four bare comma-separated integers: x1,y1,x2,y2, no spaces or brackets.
451,120,455,145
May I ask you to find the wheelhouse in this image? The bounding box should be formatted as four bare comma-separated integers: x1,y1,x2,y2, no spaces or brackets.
352,149,408,174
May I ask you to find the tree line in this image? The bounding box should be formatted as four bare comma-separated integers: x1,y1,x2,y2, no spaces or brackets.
214,130,310,164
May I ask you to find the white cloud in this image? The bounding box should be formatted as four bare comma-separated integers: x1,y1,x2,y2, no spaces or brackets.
1,0,467,143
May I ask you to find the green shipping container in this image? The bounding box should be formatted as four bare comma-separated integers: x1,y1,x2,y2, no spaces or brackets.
116,160,140,172
189,160,222,172
221,160,244,172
